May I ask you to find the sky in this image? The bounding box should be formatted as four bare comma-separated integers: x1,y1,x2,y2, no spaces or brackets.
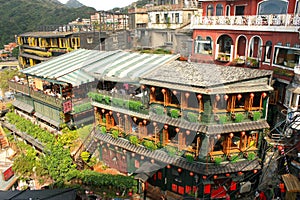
58,0,137,11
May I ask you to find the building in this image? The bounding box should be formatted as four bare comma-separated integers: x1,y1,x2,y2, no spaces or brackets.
84,54,273,198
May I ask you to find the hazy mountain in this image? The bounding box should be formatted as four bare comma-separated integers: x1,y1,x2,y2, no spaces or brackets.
65,0,84,8
0,0,96,47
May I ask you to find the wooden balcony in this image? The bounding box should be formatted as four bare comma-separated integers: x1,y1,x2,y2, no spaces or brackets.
30,88,66,108
8,81,29,94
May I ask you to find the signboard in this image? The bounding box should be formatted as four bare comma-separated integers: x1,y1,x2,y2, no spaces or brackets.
2,166,14,181
63,100,72,113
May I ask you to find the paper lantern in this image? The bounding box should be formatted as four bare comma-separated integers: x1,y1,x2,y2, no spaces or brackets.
189,172,194,176
250,93,255,98
177,168,182,173
197,94,202,99
262,92,267,98
224,95,229,100
167,164,171,169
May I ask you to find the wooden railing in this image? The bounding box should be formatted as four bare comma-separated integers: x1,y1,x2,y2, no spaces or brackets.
8,81,29,94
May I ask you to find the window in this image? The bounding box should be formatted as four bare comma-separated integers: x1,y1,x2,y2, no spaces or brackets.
296,0,300,15
164,13,169,23
195,36,212,55
264,41,272,63
273,46,299,69
156,14,160,23
258,0,288,15
235,6,245,16
175,13,179,23
207,4,214,16
284,89,292,107
226,5,230,16
216,4,223,16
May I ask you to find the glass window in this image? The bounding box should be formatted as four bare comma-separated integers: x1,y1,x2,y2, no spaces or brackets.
216,4,223,16
195,36,212,55
258,0,288,15
273,46,299,69
296,0,300,15
264,41,272,63
226,5,230,16
207,4,214,16
156,14,160,23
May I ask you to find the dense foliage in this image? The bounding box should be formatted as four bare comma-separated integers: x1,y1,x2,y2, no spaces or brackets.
0,0,96,47
0,69,24,92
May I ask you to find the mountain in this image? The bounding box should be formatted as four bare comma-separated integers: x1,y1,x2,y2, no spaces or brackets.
0,0,96,47
65,0,84,8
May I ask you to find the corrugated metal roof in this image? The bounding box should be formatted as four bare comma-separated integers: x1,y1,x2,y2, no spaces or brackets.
21,49,179,86
83,51,179,82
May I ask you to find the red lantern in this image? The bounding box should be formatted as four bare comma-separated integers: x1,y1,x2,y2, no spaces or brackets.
202,175,207,180
253,169,258,174
186,130,190,135
278,146,283,151
101,109,105,113
141,156,144,160
151,159,155,164
143,119,147,125
151,87,155,92
133,117,137,122
131,153,135,157
178,168,182,173
164,124,168,129
238,172,243,176
250,93,255,98
173,90,177,95
226,173,230,177
141,85,145,89
197,94,202,99
175,127,180,133
153,122,157,127
237,94,242,100
213,175,218,179
217,134,221,139
128,191,133,196
229,133,234,138
167,165,171,169
161,88,166,93
224,95,229,100
262,92,267,98
185,92,190,98
109,110,113,115
241,131,246,136
189,172,194,176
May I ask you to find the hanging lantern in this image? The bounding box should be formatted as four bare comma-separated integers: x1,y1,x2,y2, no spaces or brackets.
202,175,207,180
178,168,182,173
117,113,120,117
167,165,171,169
124,115,127,119
109,110,113,115
123,149,126,153
102,109,105,113
100,141,103,145
115,146,118,150
278,146,283,151
143,119,147,125
197,94,202,99
186,130,190,135
213,175,218,179
226,173,230,177
229,133,234,138
141,156,144,160
107,143,110,147
161,88,166,93
262,92,267,98
131,153,135,157
133,117,137,122
151,87,155,92
238,171,243,176
215,94,221,101
217,134,221,139
151,159,155,164
190,172,194,176
173,90,177,95
224,95,229,100
122,156,126,160
185,92,190,98
94,107,97,111
253,169,258,174
175,127,180,133
237,94,242,100
250,93,255,98
141,85,145,89
164,124,168,129
241,131,246,136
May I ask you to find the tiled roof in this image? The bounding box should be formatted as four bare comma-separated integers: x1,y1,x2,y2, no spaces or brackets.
94,131,261,175
150,112,269,134
142,61,273,88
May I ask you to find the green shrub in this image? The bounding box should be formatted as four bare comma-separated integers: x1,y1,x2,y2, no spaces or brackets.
170,109,180,118
166,146,177,157
185,153,194,162
129,135,139,146
235,113,244,123
247,152,256,161
153,105,164,115
81,151,91,162
219,114,227,124
143,140,157,151
103,96,110,104
187,112,198,122
230,154,240,163
111,130,119,139
100,126,107,134
253,111,261,121
214,156,223,165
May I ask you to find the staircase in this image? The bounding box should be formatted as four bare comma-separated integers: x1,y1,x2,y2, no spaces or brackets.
0,125,9,149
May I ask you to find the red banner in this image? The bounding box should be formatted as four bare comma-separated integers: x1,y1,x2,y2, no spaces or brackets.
3,166,14,181
63,100,72,113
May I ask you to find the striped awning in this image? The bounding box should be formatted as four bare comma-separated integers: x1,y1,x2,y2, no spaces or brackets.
21,49,179,86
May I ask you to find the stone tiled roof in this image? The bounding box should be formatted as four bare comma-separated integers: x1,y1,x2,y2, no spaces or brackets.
94,131,261,175
142,61,273,88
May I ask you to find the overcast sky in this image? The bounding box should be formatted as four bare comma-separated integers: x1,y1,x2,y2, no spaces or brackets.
58,0,137,11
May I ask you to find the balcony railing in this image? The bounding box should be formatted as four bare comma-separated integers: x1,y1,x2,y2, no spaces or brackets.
29,88,66,108
190,14,300,30
8,81,29,94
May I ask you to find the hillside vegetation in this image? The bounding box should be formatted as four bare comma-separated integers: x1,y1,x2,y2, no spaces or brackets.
0,0,96,47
